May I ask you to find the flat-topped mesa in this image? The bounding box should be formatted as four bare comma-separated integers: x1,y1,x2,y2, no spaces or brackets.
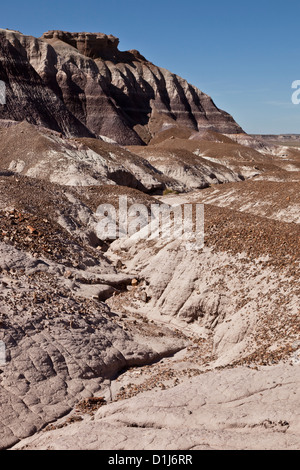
42,30,120,60
42,30,148,62
1,28,244,143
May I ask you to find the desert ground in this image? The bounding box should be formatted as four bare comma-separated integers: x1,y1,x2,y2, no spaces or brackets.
0,28,299,450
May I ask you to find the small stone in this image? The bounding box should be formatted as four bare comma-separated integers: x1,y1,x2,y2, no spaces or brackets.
26,225,38,234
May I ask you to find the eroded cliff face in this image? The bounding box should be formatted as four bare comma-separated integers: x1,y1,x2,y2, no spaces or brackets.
0,31,93,138
0,29,244,144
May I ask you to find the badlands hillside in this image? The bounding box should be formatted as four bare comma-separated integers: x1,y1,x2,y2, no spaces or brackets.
0,29,299,450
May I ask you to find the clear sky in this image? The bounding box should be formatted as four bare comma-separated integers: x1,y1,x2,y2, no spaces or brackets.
1,0,300,134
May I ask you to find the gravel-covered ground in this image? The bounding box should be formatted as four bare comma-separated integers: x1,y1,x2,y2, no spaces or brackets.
0,126,299,450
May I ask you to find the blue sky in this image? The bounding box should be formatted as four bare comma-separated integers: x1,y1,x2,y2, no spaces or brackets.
1,0,300,134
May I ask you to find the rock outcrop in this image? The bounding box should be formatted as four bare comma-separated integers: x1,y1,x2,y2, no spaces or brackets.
108,196,300,368
0,28,244,145
0,26,299,453
0,121,251,192
0,31,93,138
0,154,299,450
12,364,300,450
0,174,187,449
0,121,165,191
